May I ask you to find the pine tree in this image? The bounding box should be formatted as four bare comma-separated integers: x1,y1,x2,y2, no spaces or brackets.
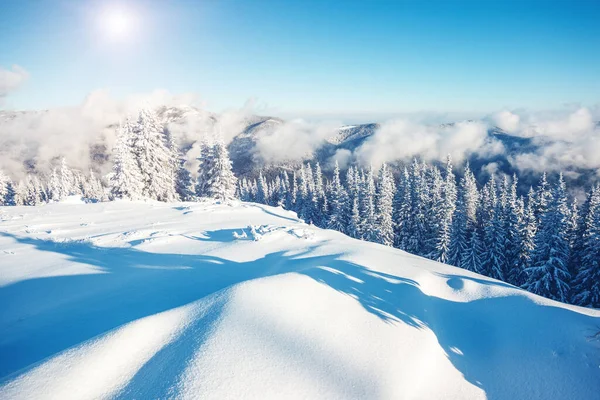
374,163,396,246
393,167,412,249
504,175,524,286
110,119,144,200
433,156,456,263
348,197,362,239
58,158,75,198
13,180,27,206
132,108,178,201
47,168,61,202
448,163,478,267
481,175,507,280
524,174,571,302
204,140,237,201
165,128,193,201
535,172,552,220
328,160,349,233
196,142,211,197
359,167,378,242
25,175,44,205
0,170,15,206
256,172,269,204
460,228,485,274
287,171,298,210
571,186,600,307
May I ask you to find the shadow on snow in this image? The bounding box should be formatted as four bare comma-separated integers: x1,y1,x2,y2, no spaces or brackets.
0,231,598,399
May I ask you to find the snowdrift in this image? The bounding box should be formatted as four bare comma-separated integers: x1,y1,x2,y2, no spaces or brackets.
0,201,598,400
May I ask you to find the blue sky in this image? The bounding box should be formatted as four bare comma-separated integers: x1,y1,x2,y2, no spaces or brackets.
1,0,599,119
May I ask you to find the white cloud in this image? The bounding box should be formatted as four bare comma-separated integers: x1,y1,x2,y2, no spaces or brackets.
355,119,499,167
0,65,28,102
255,119,341,163
493,110,520,132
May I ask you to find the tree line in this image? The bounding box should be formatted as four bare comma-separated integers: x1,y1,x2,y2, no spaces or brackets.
239,158,600,308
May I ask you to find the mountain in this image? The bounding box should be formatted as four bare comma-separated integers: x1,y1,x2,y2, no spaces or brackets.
0,199,598,399
0,107,597,193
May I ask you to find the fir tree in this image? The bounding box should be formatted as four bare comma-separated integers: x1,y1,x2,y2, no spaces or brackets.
110,119,144,200
524,174,571,302
132,108,178,202
374,163,396,246
571,186,600,307
204,140,237,201
0,170,15,206
327,160,349,233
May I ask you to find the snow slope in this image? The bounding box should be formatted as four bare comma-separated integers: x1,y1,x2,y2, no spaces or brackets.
0,200,599,400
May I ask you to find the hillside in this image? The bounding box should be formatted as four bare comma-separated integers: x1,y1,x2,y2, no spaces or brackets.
0,200,599,399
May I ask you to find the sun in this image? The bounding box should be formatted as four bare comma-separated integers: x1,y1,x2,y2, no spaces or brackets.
100,7,137,41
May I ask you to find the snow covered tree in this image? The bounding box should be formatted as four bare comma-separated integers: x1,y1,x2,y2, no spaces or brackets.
59,158,75,198
571,186,600,307
256,172,269,204
196,142,213,198
25,175,44,205
524,174,571,302
460,228,485,274
535,172,552,220
13,180,27,206
374,163,396,246
328,160,349,233
110,119,144,200
432,156,456,263
132,108,178,202
202,140,237,201
348,197,362,239
0,170,15,206
448,163,478,267
165,129,194,201
47,168,61,202
359,167,378,242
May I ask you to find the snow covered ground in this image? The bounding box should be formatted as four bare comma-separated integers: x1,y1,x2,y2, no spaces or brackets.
0,199,599,400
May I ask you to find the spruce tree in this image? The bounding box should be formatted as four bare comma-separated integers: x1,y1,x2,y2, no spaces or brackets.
524,174,571,302
110,119,144,200
571,186,600,307
132,108,178,202
374,163,396,246
0,170,15,206
328,160,349,233
204,140,237,201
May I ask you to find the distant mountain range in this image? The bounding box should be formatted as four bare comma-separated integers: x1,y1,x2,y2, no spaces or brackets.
1,106,598,194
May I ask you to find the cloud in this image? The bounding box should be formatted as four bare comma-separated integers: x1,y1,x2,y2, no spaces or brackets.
493,110,520,132
355,119,501,167
255,118,341,163
502,107,600,176
0,65,28,102
0,89,217,179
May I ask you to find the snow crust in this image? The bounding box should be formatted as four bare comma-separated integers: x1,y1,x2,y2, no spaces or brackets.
0,200,599,399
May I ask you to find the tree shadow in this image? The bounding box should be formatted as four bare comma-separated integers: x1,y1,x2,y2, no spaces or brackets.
1,230,599,399
0,232,334,380
298,261,600,400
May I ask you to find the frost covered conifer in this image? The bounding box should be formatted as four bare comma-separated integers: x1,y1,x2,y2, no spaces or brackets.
328,160,349,233
359,167,377,242
0,170,15,206
571,186,600,307
204,140,237,201
524,174,571,302
374,163,395,246
132,108,178,202
110,119,143,200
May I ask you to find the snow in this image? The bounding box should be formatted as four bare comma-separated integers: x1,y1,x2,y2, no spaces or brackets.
0,200,599,399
